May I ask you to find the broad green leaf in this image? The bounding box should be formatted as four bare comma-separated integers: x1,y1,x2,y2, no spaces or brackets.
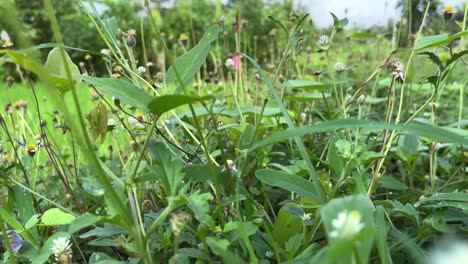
413,31,468,51
351,32,378,39
378,176,408,191
321,195,375,263
0,49,71,92
148,94,213,116
41,208,76,226
166,24,221,88
256,169,320,202
187,191,214,226
44,47,80,83
285,234,304,259
80,75,153,111
89,252,125,264
272,204,303,247
249,119,468,152
283,80,331,91
68,213,101,235
330,12,348,28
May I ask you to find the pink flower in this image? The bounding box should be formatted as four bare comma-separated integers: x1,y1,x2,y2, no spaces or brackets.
232,55,240,70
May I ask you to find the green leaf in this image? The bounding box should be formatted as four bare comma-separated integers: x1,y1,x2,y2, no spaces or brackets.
321,195,375,263
187,191,214,226
387,200,419,225
418,52,444,71
80,75,153,111
256,169,320,202
86,102,109,143
268,15,289,34
166,24,221,88
415,192,468,206
285,234,304,259
375,206,393,264
351,32,378,39
206,237,246,264
89,252,126,264
330,12,348,28
413,31,468,50
249,119,468,152
44,47,80,83
148,140,185,195
148,94,213,116
41,208,76,226
68,213,101,235
272,204,303,247
0,49,72,92
379,176,408,191
445,49,468,68
283,80,331,91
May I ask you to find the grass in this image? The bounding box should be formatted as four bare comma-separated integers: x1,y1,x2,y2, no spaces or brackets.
0,0,467,263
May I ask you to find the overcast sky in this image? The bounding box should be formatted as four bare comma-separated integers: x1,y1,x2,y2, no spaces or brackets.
299,0,466,28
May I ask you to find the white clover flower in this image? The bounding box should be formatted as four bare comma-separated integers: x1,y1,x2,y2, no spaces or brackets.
107,118,116,126
316,35,330,47
430,240,468,264
51,237,72,264
225,58,234,69
137,66,147,74
334,62,347,74
329,210,365,239
301,213,312,221
100,49,111,56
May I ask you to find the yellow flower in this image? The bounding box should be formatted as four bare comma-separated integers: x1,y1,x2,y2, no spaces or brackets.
444,6,454,19
179,34,188,41
27,144,37,157
112,73,121,79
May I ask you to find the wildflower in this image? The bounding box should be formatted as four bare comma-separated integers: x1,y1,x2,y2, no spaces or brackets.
135,112,144,120
386,58,405,84
226,159,238,172
9,231,24,253
107,118,116,127
430,239,468,264
301,213,312,221
329,210,365,239
2,41,13,48
100,49,111,57
126,29,136,47
265,251,274,258
137,66,147,75
225,58,235,70
155,72,164,82
316,35,330,49
179,34,188,45
334,62,347,74
112,73,121,79
444,6,454,20
78,61,85,68
232,55,240,70
27,144,37,157
84,54,92,60
51,237,73,264
241,19,248,29
170,213,191,237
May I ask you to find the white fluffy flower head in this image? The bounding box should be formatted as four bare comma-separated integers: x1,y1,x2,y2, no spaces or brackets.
225,58,234,69
329,210,365,239
316,35,330,47
51,237,72,257
334,62,347,74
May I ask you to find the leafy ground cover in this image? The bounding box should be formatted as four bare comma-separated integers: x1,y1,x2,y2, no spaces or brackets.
0,0,467,263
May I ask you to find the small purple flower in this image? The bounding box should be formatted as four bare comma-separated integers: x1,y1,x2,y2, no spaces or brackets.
9,231,24,253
